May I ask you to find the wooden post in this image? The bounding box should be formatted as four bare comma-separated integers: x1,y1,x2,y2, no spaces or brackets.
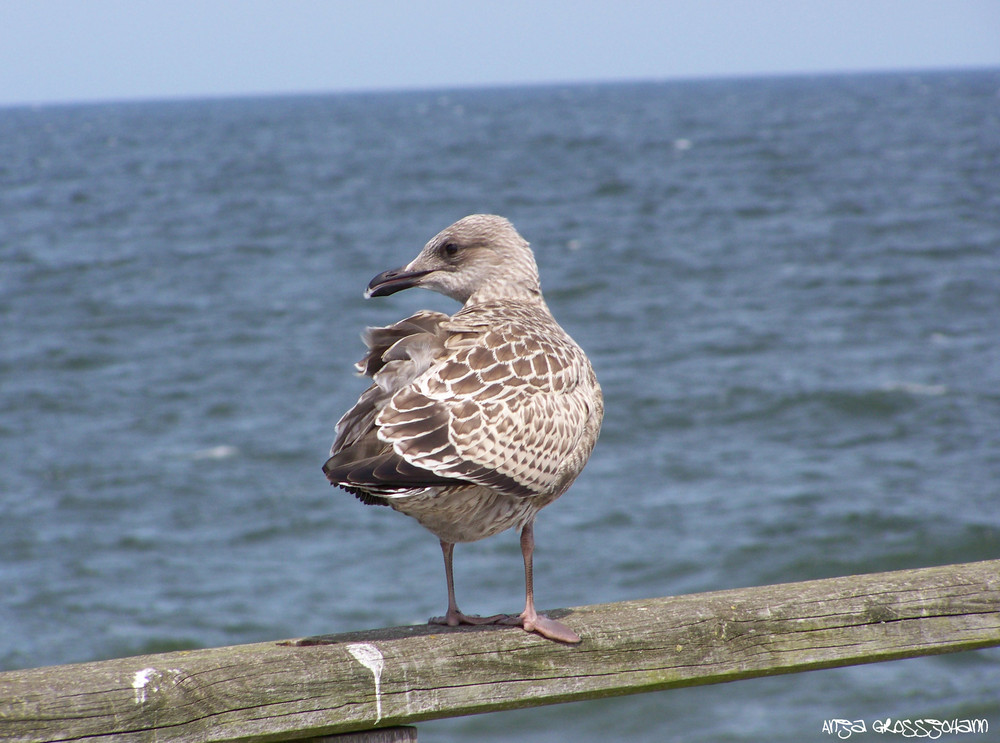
302,728,417,743
1,559,998,742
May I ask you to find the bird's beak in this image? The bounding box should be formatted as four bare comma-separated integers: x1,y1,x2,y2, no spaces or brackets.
364,266,433,298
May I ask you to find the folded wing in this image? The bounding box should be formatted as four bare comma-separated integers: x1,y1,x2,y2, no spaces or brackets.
324,302,599,504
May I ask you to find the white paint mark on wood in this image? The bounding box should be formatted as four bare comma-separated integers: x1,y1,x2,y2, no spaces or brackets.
347,642,385,723
132,668,158,704
131,667,185,704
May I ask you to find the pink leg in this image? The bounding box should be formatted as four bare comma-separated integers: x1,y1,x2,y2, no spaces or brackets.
429,541,506,627
509,521,581,644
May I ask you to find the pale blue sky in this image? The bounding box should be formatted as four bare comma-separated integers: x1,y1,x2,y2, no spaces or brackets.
1,1,998,106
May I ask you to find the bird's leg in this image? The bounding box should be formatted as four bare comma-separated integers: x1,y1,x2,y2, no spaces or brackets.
429,540,506,627
502,520,582,643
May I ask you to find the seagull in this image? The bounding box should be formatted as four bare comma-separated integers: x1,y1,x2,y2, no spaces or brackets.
323,215,603,643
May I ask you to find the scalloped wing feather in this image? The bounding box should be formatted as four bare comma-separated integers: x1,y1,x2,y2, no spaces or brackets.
325,302,602,504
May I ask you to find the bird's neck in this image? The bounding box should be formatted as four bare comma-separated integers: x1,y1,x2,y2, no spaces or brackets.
465,280,545,308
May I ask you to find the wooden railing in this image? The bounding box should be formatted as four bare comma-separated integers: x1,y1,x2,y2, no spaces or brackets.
2,559,998,742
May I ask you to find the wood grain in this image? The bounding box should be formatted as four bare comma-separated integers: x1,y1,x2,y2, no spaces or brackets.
2,560,998,742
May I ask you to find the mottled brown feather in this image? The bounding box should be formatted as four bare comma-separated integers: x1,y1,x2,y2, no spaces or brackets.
324,215,603,543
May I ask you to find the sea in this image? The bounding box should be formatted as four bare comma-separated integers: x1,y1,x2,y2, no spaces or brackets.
2,69,999,742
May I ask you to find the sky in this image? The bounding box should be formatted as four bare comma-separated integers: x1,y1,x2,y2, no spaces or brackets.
1,1,998,107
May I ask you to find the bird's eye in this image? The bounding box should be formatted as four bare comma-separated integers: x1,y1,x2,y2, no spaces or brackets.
442,242,460,257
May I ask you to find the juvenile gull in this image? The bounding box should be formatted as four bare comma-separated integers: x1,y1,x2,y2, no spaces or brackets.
324,214,603,643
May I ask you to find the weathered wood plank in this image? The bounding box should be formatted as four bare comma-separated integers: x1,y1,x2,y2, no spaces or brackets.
1,560,998,743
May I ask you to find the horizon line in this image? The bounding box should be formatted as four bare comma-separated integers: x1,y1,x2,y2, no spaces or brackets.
3,63,997,111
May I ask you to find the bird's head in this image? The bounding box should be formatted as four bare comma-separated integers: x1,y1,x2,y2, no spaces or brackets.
365,214,542,305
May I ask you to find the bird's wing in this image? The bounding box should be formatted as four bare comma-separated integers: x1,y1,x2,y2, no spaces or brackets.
373,301,599,499
324,310,467,500
324,303,599,501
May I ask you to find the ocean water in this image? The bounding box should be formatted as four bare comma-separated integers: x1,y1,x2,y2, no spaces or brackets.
2,70,999,741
